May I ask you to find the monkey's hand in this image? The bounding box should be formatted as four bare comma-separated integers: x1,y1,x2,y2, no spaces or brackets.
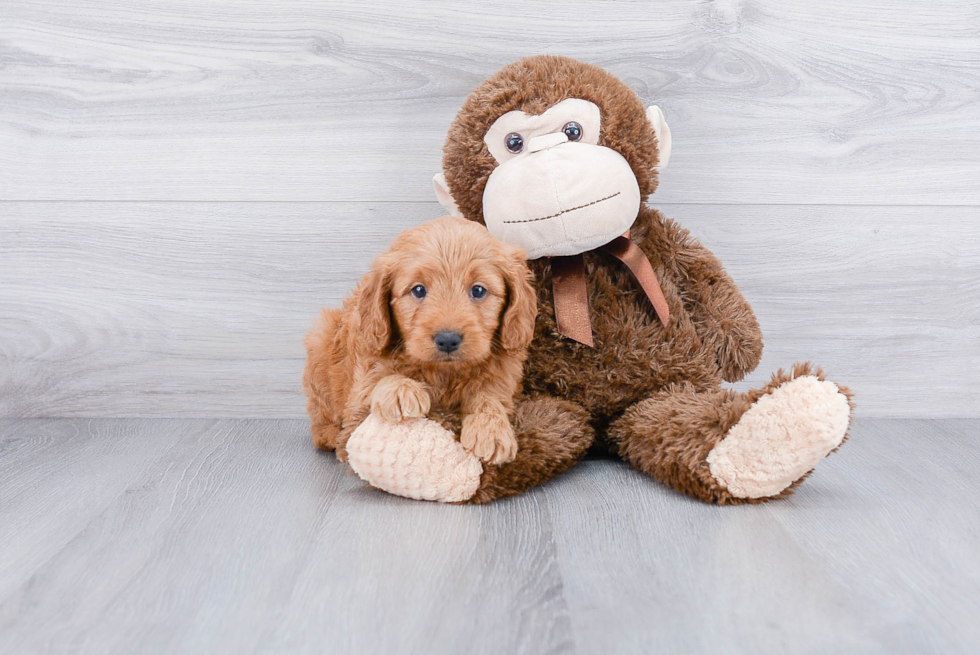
460,400,518,465
370,375,431,422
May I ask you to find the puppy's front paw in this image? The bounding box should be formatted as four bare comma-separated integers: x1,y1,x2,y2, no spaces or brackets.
461,411,518,465
371,376,431,422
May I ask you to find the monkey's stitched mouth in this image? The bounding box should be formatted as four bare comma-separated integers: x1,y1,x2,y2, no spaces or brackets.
502,191,621,224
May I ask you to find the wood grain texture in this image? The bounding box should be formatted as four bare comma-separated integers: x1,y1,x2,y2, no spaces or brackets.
542,418,980,654
767,420,980,654
0,419,201,596
1,418,978,654
0,419,572,655
1,0,978,203
2,202,977,418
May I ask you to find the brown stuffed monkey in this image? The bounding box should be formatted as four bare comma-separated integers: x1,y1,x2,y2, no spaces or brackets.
336,56,853,504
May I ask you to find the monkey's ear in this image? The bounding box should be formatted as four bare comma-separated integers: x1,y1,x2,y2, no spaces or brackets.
433,173,464,218
646,105,672,171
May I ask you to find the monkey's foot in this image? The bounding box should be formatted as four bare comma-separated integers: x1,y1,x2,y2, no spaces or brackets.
346,413,483,502
706,376,851,499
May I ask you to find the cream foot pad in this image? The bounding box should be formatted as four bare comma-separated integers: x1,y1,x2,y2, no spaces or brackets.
346,413,484,503
707,376,851,499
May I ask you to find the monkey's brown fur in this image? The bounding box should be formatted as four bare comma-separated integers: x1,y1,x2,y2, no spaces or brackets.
439,56,853,503
303,216,538,466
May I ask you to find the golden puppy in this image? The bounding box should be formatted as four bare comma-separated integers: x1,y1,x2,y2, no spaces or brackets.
303,216,537,465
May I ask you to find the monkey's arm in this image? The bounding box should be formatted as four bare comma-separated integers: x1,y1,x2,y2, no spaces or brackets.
639,209,764,382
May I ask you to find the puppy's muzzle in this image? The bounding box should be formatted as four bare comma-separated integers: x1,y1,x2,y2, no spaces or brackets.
433,331,463,354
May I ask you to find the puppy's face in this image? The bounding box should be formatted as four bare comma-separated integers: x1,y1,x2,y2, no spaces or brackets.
358,216,536,366
391,254,506,364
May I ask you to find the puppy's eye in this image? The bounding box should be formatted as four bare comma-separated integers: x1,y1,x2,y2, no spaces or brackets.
410,284,427,299
562,121,583,142
469,285,488,300
505,133,524,154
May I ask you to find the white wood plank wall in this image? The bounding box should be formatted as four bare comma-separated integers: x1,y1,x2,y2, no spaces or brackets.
1,0,978,418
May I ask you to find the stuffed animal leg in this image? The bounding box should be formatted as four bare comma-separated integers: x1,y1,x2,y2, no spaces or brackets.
345,396,593,503
608,363,854,504
346,365,850,504
345,414,483,502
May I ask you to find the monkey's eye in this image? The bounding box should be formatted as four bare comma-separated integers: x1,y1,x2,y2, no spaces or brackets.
410,284,427,299
562,121,583,142
469,285,488,300
505,133,524,154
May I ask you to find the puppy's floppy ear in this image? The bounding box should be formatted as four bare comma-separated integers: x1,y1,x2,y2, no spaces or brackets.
498,244,537,353
356,255,394,356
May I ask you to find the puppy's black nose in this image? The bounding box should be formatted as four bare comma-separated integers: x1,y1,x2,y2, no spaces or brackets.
434,331,462,353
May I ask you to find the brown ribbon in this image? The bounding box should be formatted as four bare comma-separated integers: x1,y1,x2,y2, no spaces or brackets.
551,253,595,347
551,231,670,346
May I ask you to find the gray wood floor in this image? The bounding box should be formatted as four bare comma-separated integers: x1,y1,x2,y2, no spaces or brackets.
2,418,978,654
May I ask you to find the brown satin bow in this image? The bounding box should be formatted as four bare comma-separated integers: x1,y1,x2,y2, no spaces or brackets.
550,231,670,346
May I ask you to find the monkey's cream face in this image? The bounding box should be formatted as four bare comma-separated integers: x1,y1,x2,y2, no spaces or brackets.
480,98,641,259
